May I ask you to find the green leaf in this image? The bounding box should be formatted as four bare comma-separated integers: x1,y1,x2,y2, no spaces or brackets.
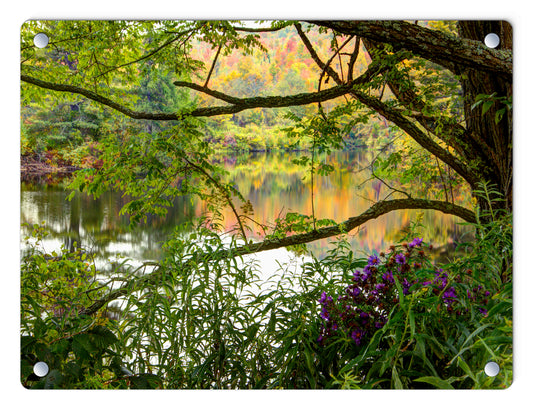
88,325,118,349
456,356,475,380
481,100,494,116
44,369,63,389
495,108,506,124
130,374,164,389
409,309,416,340
391,366,403,389
21,336,36,353
414,376,455,389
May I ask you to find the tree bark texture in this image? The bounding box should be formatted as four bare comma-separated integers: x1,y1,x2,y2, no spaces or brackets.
457,21,513,211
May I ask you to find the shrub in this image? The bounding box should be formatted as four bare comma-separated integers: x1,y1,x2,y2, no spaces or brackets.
20,223,124,388
313,210,512,389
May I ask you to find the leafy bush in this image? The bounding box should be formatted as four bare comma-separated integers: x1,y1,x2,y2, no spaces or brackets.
20,223,122,388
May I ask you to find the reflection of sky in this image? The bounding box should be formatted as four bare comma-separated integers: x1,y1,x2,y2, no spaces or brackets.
20,151,472,270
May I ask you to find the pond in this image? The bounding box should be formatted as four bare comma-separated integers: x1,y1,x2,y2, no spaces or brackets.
20,150,471,272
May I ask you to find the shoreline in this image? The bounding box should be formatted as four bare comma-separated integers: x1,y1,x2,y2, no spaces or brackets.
20,154,80,184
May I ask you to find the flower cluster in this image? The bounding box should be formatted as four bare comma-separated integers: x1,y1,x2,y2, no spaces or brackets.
467,285,491,316
317,238,425,347
317,238,490,348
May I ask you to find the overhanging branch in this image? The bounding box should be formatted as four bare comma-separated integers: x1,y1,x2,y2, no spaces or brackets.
21,74,358,119
351,90,479,188
295,26,480,188
79,198,475,316
311,20,512,79
21,74,182,121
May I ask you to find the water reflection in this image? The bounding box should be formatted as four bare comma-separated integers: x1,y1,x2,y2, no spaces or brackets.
20,150,472,266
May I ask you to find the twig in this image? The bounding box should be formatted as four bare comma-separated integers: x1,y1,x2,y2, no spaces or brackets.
182,157,248,241
204,40,224,88
435,157,449,202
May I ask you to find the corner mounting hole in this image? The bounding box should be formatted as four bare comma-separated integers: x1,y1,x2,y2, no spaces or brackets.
33,32,49,49
484,33,500,49
484,361,500,377
33,361,49,377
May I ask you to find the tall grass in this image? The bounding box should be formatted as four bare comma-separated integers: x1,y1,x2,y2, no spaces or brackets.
21,184,511,389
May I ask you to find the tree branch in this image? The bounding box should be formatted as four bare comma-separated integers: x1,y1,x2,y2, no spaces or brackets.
360,38,488,167
351,90,479,187
204,40,224,88
311,20,512,79
79,198,475,316
21,74,360,119
295,27,480,188
94,26,201,79
21,74,183,121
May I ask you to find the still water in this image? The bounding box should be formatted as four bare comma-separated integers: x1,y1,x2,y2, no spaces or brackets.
20,150,470,270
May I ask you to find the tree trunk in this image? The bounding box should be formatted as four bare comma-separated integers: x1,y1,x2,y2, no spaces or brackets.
458,21,513,213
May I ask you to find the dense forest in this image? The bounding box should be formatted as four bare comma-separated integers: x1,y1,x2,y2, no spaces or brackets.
20,20,512,390
21,24,400,172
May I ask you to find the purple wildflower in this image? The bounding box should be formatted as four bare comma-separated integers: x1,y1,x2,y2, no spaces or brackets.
478,308,488,316
443,287,457,298
442,287,458,306
368,254,380,266
402,278,411,295
382,271,394,283
375,316,387,328
395,253,406,265
346,285,361,298
351,328,364,345
362,265,373,281
408,237,423,248
359,312,369,325
434,271,448,289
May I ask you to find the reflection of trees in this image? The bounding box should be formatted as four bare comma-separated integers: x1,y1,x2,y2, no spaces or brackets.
66,191,80,252
21,181,201,261
21,150,470,263
218,150,471,259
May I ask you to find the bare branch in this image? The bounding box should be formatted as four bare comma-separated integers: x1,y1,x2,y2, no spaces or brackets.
318,34,354,90
294,28,480,188
347,37,361,82
181,157,248,241
172,80,242,104
94,26,201,79
351,90,479,187
204,40,224,88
